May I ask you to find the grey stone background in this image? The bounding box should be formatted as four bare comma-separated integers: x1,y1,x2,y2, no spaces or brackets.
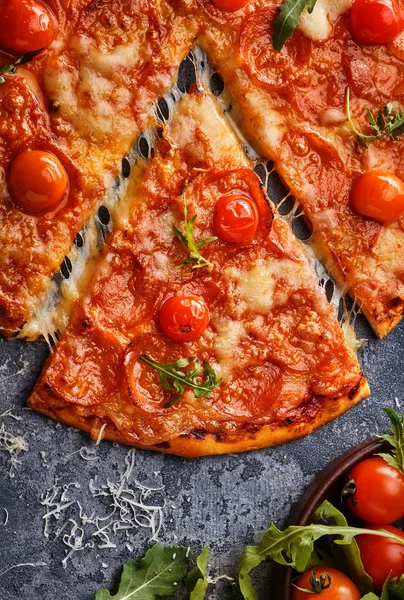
0,57,400,599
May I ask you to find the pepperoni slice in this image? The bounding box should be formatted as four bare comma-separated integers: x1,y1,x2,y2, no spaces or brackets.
45,323,124,406
216,361,283,420
239,5,312,90
86,248,161,335
342,42,401,103
125,334,212,415
196,0,247,23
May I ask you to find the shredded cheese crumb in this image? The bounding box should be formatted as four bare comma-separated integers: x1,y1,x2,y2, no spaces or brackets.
40,449,166,567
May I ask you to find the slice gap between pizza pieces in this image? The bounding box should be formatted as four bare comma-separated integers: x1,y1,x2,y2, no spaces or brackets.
28,82,369,457
0,1,196,339
196,4,404,338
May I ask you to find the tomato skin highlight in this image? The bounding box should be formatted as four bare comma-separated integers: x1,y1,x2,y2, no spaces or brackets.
8,149,69,214
346,457,404,524
350,170,404,223
292,568,361,600
214,194,259,243
0,0,57,53
349,0,404,45
211,0,248,11
356,525,404,590
159,296,210,342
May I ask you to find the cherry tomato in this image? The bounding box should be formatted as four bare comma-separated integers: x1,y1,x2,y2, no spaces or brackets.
0,0,57,53
349,0,404,45
350,170,404,223
8,149,68,214
211,0,248,10
214,194,259,243
292,567,360,599
159,296,210,342
345,457,404,524
356,525,404,589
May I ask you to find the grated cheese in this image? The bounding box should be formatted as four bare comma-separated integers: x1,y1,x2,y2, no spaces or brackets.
40,449,166,567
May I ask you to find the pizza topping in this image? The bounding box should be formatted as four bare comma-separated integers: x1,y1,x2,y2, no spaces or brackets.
240,6,312,90
350,170,404,223
345,86,404,146
0,0,57,53
173,186,217,270
8,149,68,214
139,355,221,408
211,0,249,11
159,296,210,342
213,194,259,243
0,49,42,84
349,0,404,45
273,0,318,51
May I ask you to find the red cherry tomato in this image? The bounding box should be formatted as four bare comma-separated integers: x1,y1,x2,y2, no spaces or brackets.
8,149,68,214
159,296,210,342
211,0,248,10
345,457,404,524
350,170,404,223
349,0,404,45
214,194,259,243
0,0,57,53
292,568,360,600
356,525,404,590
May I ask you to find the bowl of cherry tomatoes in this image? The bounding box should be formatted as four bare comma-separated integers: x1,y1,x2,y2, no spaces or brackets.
272,410,404,599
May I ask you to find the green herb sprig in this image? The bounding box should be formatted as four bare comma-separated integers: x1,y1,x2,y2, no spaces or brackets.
345,86,404,148
273,0,317,51
0,50,43,84
139,355,221,407
238,500,404,600
377,407,404,473
173,186,217,270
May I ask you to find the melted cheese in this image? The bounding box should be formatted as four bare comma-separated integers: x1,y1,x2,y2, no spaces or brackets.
225,264,276,315
213,318,247,381
298,0,353,42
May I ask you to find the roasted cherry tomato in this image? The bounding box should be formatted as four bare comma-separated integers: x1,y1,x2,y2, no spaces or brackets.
349,0,404,45
356,525,404,590
214,194,259,243
0,0,57,53
159,296,210,342
292,568,361,599
8,149,68,214
211,0,248,10
345,457,404,524
350,170,404,223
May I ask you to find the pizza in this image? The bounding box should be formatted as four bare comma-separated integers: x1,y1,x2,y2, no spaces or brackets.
28,84,369,456
2,0,404,455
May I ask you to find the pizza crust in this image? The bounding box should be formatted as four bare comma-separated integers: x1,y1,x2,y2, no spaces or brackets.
28,377,369,457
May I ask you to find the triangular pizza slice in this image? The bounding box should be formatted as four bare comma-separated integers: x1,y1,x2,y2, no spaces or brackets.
28,83,369,456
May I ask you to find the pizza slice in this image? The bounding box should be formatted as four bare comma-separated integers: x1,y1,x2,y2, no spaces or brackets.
28,83,369,456
0,0,196,337
195,0,404,337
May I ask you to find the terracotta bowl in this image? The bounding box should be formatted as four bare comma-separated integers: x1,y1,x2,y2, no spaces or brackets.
271,437,390,599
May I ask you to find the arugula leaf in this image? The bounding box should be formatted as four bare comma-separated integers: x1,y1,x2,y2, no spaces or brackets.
95,544,191,600
312,501,373,594
173,186,217,270
0,50,43,84
139,355,222,407
183,546,209,600
345,86,404,147
389,574,404,599
377,407,404,473
273,0,317,51
361,594,380,599
238,500,404,600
